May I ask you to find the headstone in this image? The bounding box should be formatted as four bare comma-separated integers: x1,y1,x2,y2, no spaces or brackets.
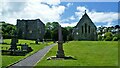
42,39,44,44
9,31,18,51
21,43,33,52
35,39,39,44
56,25,65,58
0,35,3,44
21,43,28,51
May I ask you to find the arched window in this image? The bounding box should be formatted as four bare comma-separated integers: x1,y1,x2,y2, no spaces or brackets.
85,23,87,33
82,26,83,33
89,26,90,33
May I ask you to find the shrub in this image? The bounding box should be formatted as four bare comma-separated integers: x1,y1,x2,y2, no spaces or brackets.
114,34,120,40
104,32,113,41
112,37,118,41
104,36,112,41
104,32,113,38
98,35,103,41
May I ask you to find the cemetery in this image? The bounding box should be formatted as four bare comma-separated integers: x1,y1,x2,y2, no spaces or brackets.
0,9,119,68
2,31,33,56
1,39,53,67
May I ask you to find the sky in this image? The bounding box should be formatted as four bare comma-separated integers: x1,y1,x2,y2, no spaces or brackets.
0,0,120,27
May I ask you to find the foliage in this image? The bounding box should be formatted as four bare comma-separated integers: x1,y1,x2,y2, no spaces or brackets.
104,32,113,41
112,37,118,41
104,36,113,41
98,35,103,41
97,25,119,41
1,22,16,39
112,34,120,41
44,22,73,42
114,34,120,40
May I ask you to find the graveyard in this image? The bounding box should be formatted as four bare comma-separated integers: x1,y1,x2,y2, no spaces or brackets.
1,21,119,68
1,40,118,67
1,2,119,68
1,39,53,67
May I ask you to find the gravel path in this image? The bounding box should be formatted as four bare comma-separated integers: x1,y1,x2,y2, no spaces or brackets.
9,44,56,68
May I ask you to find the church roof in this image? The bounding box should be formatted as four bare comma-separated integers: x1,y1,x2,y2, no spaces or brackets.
75,10,97,29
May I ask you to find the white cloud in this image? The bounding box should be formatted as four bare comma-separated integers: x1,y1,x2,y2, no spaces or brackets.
1,1,119,27
75,6,119,27
76,6,88,12
61,15,76,23
66,3,73,7
3,0,60,5
41,0,60,6
69,16,75,20
1,0,65,25
60,22,77,27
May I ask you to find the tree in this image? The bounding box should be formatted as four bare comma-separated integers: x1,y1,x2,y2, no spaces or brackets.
44,22,59,41
64,26,73,41
98,35,103,41
44,30,52,40
104,32,113,41
44,22,52,40
1,22,16,39
62,27,69,42
115,25,120,29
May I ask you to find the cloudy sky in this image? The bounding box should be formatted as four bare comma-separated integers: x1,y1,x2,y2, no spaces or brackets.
0,0,119,27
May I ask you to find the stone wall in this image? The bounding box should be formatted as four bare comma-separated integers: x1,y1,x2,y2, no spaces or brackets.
17,19,45,40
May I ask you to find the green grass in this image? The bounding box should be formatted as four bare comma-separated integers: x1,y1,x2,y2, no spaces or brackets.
1,39,53,68
35,41,118,66
0,46,2,68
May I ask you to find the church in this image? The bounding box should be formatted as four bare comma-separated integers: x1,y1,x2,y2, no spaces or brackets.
72,10,97,41
16,19,45,40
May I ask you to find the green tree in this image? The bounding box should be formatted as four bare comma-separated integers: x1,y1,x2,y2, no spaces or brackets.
1,22,16,39
98,35,103,41
64,26,73,41
104,32,113,41
44,22,59,41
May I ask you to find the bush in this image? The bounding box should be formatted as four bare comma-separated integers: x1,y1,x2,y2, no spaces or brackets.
104,32,113,41
104,36,112,41
98,35,103,41
112,37,118,41
114,34,120,40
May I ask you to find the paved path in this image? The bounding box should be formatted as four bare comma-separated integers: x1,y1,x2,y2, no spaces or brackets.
9,44,56,68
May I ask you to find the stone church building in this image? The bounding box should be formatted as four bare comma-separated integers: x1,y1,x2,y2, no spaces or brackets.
16,19,45,40
73,11,97,41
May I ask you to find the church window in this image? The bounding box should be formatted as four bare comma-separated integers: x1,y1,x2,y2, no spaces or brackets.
82,26,83,33
85,23,87,33
89,26,90,33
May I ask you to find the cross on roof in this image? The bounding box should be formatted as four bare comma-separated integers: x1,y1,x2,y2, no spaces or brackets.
85,10,86,13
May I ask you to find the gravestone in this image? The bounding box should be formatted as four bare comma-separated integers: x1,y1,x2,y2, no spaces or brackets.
35,39,39,44
56,25,65,58
9,31,18,51
21,43,33,52
21,43,28,51
42,39,44,44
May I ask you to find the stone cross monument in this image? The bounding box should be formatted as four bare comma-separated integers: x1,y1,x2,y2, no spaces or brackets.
56,25,65,58
9,31,18,51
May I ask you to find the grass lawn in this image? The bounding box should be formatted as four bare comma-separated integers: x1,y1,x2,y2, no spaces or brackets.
1,39,53,68
35,41,118,67
0,46,1,68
